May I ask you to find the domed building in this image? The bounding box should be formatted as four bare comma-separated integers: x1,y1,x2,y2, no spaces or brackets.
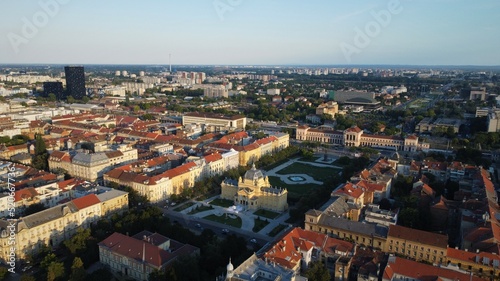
221,164,288,212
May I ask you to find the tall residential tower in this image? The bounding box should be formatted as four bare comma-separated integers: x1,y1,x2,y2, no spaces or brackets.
64,66,86,99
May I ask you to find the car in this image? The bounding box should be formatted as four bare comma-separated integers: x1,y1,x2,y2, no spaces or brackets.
250,238,257,243
222,228,229,234
196,223,202,228
171,202,176,206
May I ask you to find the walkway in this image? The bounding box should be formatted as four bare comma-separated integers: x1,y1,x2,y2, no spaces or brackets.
178,196,292,237
264,157,342,185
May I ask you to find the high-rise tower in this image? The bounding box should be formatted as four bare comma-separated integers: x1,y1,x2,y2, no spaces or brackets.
64,66,86,99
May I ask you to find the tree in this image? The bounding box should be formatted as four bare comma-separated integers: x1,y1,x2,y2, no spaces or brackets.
305,261,330,281
64,227,91,255
149,269,167,281
40,253,57,270
20,275,36,281
67,96,76,104
47,262,65,281
81,96,90,103
0,267,8,281
22,203,47,216
32,134,49,171
48,93,57,102
85,269,112,281
69,257,86,281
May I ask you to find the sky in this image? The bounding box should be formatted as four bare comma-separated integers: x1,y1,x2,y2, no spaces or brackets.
1,0,499,66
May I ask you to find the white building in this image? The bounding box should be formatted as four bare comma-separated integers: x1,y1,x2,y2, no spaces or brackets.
267,88,280,96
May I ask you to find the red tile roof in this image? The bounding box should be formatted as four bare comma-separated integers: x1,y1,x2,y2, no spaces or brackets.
447,247,500,268
99,232,199,268
388,225,448,249
71,194,101,210
384,257,484,281
14,188,38,202
204,153,222,163
334,182,365,199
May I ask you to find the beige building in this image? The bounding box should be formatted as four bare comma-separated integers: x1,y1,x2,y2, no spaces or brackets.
386,225,448,264
48,144,138,182
105,151,238,203
305,213,388,251
99,231,199,281
0,189,128,262
182,112,247,131
296,125,428,152
316,101,339,118
221,164,288,212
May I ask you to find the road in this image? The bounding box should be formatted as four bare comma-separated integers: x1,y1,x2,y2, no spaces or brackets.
161,206,275,248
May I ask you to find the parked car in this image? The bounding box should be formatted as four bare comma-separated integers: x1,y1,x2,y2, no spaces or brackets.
250,238,257,243
222,228,229,234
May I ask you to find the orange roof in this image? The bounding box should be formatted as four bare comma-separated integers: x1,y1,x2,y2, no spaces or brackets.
14,188,38,202
264,228,353,270
334,182,364,198
384,257,484,281
204,153,222,163
388,225,447,248
71,194,101,210
345,126,362,133
447,247,500,267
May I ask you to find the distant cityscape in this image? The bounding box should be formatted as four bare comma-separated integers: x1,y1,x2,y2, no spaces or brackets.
0,63,499,281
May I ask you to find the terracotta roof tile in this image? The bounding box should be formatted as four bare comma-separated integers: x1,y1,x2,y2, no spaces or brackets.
71,194,101,210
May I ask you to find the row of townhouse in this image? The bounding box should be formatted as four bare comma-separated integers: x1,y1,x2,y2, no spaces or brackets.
296,125,429,152
0,188,128,262
224,227,354,281
204,131,289,166
328,158,398,221
103,150,239,203
305,210,449,265
399,159,472,182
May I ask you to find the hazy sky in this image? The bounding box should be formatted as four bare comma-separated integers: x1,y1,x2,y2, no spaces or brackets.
1,0,499,65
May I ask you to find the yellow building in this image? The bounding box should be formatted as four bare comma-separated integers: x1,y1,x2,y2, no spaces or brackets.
386,225,448,264
221,164,288,212
316,101,339,118
305,211,387,250
296,125,429,152
0,189,128,262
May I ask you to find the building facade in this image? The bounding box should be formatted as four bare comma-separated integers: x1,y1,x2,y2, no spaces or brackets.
64,66,86,99
99,231,199,281
296,126,428,152
221,164,288,212
0,189,128,262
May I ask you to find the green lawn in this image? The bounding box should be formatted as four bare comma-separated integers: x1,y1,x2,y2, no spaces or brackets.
188,205,213,215
203,214,242,228
298,157,321,163
268,224,287,237
268,176,322,197
262,158,291,170
275,162,340,182
253,209,280,219
173,202,195,212
209,198,234,208
252,218,270,232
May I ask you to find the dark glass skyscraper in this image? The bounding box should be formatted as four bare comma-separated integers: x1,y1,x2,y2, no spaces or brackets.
64,66,86,99
42,82,64,100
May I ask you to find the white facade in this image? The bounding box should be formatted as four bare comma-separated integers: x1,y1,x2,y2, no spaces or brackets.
267,88,280,95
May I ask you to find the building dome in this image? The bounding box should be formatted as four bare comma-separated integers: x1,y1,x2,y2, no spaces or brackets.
227,258,234,273
244,163,265,182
